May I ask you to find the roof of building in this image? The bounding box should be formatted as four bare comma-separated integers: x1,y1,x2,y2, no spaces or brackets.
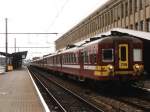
0,51,28,60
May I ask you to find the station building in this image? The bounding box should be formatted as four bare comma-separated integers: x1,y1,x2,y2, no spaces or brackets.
55,0,150,50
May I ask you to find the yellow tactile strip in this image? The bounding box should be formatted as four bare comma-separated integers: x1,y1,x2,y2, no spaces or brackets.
0,68,44,112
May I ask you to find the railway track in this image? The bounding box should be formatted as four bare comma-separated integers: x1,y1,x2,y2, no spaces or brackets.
94,82,150,112
28,67,104,112
114,86,150,112
29,66,150,112
28,67,66,112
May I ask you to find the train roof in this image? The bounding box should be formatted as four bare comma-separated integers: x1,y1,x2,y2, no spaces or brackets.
58,28,145,53
59,46,82,54
31,57,43,62
96,28,150,40
42,28,148,59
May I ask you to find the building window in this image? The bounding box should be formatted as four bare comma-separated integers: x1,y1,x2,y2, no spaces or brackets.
129,0,132,14
108,12,110,25
102,15,104,27
105,13,107,27
121,3,124,17
111,10,113,23
145,0,149,6
135,0,137,12
118,5,121,20
140,21,143,31
139,0,143,10
113,8,116,21
135,23,138,30
125,2,128,17
130,24,133,29
147,19,150,32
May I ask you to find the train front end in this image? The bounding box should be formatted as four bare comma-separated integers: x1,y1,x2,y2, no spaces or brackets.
97,35,144,81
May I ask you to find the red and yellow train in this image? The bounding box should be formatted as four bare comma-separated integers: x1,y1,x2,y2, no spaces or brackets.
31,32,144,82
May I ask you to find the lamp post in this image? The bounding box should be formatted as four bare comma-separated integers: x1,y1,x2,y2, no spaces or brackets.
5,18,8,72
14,38,16,52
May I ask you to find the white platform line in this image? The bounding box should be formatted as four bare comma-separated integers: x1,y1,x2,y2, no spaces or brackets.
27,69,50,112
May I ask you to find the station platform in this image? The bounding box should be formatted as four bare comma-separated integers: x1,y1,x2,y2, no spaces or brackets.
0,68,45,112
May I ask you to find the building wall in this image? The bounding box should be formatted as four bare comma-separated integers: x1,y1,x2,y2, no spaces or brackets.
55,0,150,50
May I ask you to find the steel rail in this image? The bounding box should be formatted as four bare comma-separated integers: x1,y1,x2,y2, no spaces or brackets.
35,69,105,112
29,68,67,112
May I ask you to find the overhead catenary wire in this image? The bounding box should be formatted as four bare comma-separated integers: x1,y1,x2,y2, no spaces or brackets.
47,0,69,31
0,47,52,48
0,32,58,35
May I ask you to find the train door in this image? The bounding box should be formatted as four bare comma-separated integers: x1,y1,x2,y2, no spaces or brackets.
79,51,84,71
118,44,129,69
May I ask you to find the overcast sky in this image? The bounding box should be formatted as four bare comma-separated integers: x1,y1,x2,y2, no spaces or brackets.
0,0,108,59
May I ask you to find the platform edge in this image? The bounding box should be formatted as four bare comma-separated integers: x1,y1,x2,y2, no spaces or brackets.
27,68,50,112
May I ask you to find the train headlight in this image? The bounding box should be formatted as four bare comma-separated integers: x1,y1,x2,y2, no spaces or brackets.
107,65,114,71
107,65,114,76
109,65,113,70
135,64,140,69
133,64,144,75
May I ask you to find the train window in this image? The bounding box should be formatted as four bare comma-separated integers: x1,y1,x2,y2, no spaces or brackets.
62,55,64,64
69,54,71,63
67,54,69,63
63,55,65,64
84,51,89,63
72,54,73,63
76,54,78,63
44,58,47,64
74,54,76,63
70,54,72,63
71,54,73,63
66,55,68,63
72,54,76,64
89,53,96,64
92,54,97,64
102,49,113,62
121,47,126,61
133,49,142,61
71,54,74,64
65,54,67,63
65,55,67,64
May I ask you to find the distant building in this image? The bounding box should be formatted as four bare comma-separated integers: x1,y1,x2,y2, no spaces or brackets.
0,57,6,66
55,0,150,50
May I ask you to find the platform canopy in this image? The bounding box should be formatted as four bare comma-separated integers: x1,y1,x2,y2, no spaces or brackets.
0,51,27,69
0,51,27,59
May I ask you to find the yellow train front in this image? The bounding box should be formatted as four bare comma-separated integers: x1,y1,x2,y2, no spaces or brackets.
81,34,144,81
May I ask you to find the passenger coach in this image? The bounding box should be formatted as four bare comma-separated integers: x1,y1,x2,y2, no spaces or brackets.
31,32,144,82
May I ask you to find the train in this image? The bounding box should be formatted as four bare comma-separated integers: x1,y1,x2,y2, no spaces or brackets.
31,31,144,83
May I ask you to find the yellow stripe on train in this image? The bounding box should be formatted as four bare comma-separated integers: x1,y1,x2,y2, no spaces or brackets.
94,71,108,76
